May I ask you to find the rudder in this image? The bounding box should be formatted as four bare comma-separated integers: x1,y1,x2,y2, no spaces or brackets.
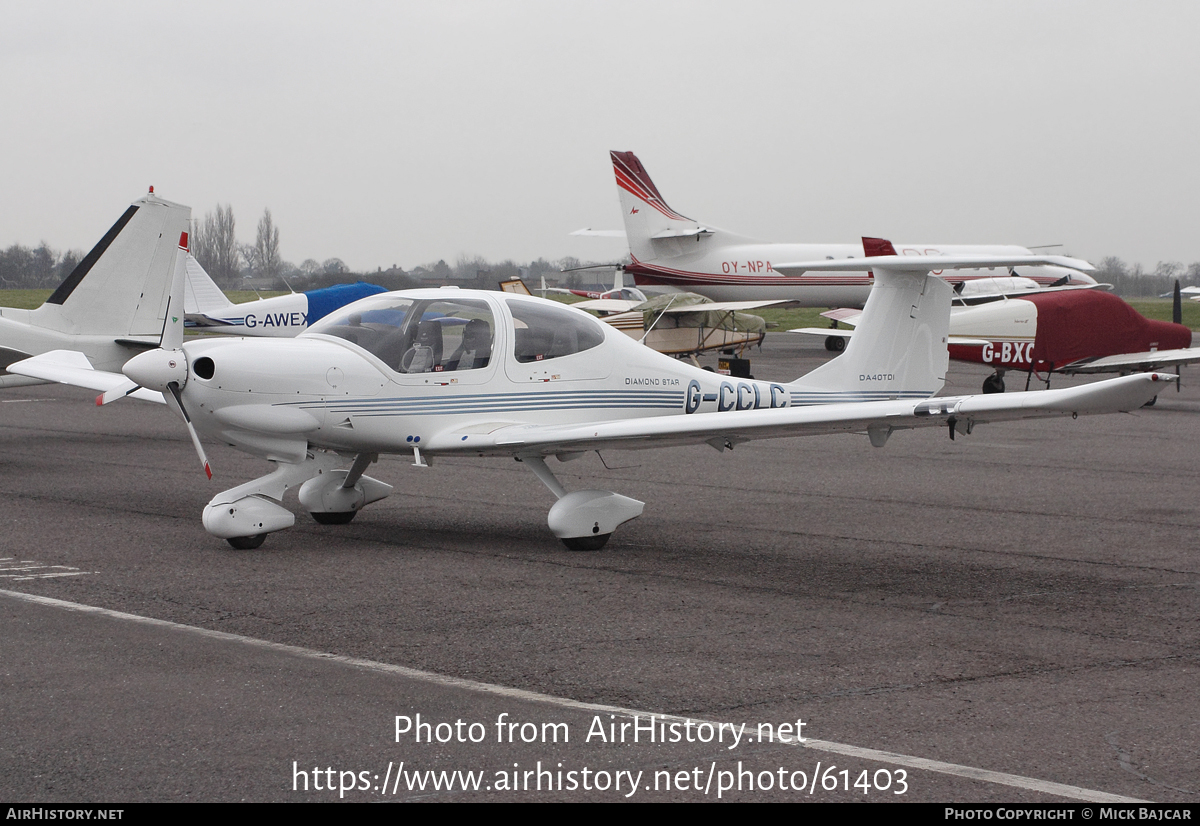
792,270,951,401
32,192,191,338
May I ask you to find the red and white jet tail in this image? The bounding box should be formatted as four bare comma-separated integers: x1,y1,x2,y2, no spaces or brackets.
611,150,741,262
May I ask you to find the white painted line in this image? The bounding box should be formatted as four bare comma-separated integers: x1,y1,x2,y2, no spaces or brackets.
0,589,1145,803
0,564,75,570
11,572,94,580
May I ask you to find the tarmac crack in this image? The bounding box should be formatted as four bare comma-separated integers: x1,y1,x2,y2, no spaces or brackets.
1104,732,1195,796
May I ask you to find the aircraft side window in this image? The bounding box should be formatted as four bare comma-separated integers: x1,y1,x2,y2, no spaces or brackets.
398,299,494,374
306,296,495,374
506,299,604,363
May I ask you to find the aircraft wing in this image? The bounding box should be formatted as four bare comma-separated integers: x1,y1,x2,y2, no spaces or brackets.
821,308,863,325
656,299,792,313
573,298,643,313
774,253,1095,276
425,373,1170,456
578,298,789,314
7,350,165,404
788,327,855,339
786,308,864,338
569,228,627,238
787,327,990,347
1061,347,1200,374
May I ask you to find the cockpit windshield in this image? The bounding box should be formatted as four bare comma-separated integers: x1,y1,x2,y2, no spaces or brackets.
307,295,495,374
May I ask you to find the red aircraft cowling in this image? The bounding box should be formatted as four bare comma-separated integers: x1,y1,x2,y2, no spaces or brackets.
947,290,1192,373
1027,290,1191,371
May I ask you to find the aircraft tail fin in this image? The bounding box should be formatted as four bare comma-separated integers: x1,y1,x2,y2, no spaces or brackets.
184,253,234,315
611,151,726,262
31,192,191,338
791,239,951,401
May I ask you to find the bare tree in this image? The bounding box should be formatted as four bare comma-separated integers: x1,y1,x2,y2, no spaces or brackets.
255,208,282,283
239,243,259,277
194,205,240,286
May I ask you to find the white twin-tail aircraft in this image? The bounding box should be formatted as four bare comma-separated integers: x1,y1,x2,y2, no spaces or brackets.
0,189,189,389
12,237,1171,551
580,151,1096,307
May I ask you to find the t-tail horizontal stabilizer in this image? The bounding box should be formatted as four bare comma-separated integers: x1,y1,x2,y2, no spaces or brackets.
783,237,1098,402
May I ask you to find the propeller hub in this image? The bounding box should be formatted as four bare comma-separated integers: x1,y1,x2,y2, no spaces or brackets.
124,348,187,392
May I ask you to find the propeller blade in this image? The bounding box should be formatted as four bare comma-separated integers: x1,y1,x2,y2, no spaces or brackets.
165,381,212,479
1173,280,1182,325
96,380,142,406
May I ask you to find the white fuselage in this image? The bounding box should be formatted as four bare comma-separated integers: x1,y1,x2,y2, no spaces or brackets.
187,292,313,337
176,290,816,464
629,239,1087,307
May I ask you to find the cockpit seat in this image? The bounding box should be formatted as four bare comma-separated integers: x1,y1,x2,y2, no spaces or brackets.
448,318,492,370
401,319,443,373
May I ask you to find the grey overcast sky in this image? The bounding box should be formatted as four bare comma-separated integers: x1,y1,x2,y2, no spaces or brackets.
2,1,1198,272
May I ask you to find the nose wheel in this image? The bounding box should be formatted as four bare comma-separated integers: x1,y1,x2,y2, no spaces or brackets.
310,510,358,525
227,534,266,550
561,534,612,551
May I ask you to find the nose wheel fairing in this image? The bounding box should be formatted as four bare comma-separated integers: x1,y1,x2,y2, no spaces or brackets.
522,456,645,550
202,451,392,548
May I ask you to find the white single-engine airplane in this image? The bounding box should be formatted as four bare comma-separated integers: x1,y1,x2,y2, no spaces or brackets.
184,254,386,337
0,190,189,388
13,236,1170,551
577,151,1096,307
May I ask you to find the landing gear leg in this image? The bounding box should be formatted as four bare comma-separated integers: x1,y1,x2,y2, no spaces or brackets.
203,452,343,549
299,452,391,525
520,455,644,551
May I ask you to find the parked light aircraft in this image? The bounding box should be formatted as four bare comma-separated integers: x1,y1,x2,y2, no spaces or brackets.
793,260,1197,394
581,151,1096,307
12,236,1170,551
0,190,189,388
502,278,775,360
184,255,386,336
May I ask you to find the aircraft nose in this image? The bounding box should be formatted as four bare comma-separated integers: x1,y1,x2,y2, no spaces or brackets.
124,348,188,392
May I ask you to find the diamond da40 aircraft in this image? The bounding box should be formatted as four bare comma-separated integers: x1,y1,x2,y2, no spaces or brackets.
13,234,1170,551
